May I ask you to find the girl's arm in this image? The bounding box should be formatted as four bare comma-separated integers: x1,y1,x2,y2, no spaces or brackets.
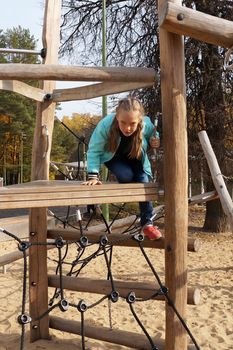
84,117,110,185
144,116,160,149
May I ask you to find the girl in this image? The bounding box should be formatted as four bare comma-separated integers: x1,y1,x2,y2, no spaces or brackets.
83,97,161,240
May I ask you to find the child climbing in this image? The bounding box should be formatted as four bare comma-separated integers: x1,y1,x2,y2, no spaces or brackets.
82,97,162,240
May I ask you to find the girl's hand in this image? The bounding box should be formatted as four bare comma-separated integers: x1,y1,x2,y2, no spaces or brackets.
82,179,102,186
149,136,160,149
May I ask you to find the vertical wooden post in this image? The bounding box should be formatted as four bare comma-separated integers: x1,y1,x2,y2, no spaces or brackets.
31,0,61,180
29,208,49,340
158,1,188,349
29,0,61,342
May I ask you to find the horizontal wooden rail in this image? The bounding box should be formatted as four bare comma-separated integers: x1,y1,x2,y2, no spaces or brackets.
188,190,218,205
49,316,197,350
0,80,45,101
0,64,157,83
159,2,233,48
47,228,201,252
0,250,26,266
52,81,153,102
48,275,200,305
0,180,158,209
0,244,55,267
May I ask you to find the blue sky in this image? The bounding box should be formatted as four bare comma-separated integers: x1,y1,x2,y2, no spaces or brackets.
1,0,102,118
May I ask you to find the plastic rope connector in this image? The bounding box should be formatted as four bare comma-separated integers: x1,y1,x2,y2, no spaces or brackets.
80,236,88,247
133,233,144,242
18,241,30,251
127,291,136,304
160,286,168,295
77,300,88,313
59,299,69,312
110,291,119,303
55,237,64,248
100,235,108,246
18,314,32,325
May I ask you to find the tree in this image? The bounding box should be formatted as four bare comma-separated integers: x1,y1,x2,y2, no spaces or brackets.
0,26,39,183
60,1,233,231
51,113,101,163
185,1,233,231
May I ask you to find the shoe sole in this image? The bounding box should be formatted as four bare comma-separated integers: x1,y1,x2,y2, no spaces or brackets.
144,234,162,240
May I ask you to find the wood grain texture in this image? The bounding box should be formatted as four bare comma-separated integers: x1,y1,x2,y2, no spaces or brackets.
0,80,45,101
52,81,155,102
48,275,201,305
0,181,158,209
158,0,188,348
159,2,233,48
29,0,61,342
0,64,157,82
49,316,197,350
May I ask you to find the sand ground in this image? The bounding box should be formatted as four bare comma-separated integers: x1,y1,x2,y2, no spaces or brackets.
0,206,232,350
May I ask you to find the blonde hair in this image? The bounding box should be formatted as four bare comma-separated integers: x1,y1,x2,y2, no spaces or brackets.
107,97,144,159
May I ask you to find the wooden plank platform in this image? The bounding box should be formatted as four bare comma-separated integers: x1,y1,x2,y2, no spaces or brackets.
0,180,158,209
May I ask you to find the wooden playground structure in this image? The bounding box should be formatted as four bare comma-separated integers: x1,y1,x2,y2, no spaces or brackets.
0,1,233,349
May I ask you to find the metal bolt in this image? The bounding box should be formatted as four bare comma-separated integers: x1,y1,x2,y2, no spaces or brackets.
177,13,185,21
44,93,52,101
30,231,36,237
40,48,47,59
166,245,172,252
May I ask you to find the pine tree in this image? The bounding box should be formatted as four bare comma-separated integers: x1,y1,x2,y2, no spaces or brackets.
0,26,39,183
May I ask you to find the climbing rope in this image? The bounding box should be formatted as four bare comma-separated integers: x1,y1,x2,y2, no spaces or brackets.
0,219,200,350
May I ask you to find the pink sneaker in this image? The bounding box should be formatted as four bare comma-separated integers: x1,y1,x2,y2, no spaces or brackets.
143,225,162,240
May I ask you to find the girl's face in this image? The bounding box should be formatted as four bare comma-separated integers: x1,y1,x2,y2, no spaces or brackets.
116,110,141,137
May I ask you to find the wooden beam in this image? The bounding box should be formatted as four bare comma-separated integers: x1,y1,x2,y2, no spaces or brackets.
31,0,61,180
0,244,54,267
50,315,159,349
48,275,201,305
47,228,201,252
0,80,45,101
29,0,61,343
198,131,233,231
29,208,49,341
52,81,154,102
0,250,27,266
49,316,197,350
159,2,233,48
188,190,218,205
0,181,158,209
0,64,157,83
158,0,188,349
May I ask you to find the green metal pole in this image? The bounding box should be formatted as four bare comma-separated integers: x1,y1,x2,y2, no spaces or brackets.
20,133,23,183
102,0,109,222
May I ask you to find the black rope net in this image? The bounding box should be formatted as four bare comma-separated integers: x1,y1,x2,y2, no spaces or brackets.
0,205,200,350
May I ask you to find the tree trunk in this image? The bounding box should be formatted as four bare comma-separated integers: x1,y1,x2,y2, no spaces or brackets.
204,198,230,232
203,177,230,232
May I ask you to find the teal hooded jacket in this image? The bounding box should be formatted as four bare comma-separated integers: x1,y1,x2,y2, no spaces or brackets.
87,113,156,178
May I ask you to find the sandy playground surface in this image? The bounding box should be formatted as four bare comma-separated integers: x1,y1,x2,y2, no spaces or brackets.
0,206,232,350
